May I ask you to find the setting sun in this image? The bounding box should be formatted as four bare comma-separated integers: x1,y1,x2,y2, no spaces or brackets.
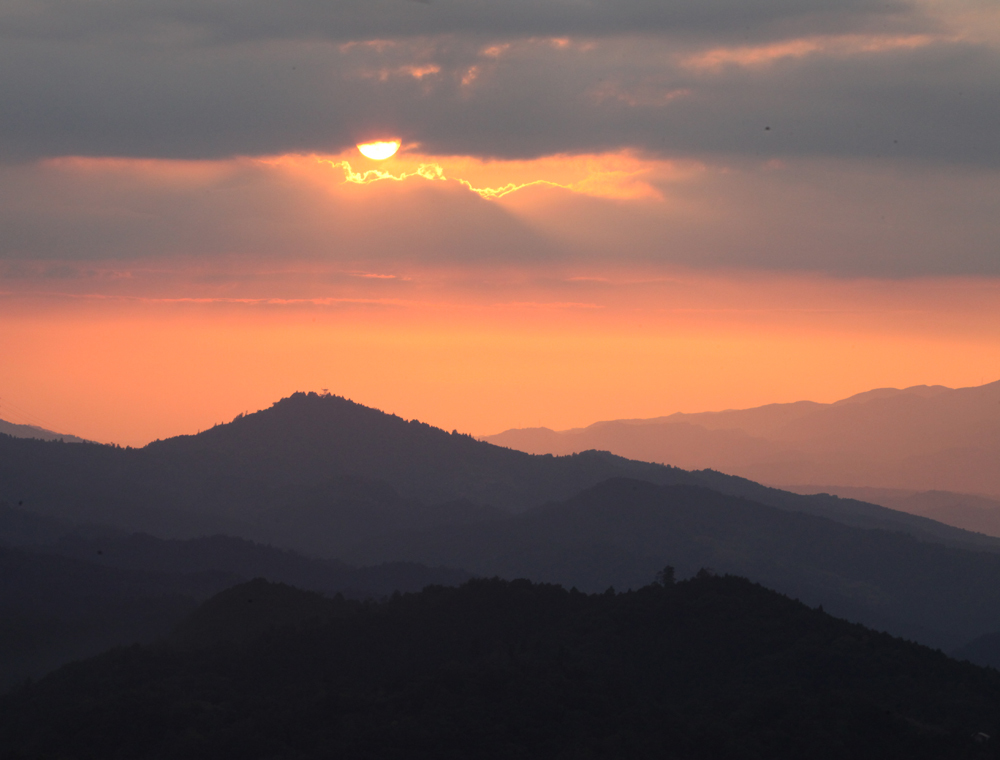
357,140,401,160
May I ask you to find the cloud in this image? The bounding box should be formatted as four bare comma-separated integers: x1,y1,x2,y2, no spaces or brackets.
1,0,914,45
2,0,995,165
0,0,996,280
503,158,1000,277
1,152,998,278
0,154,570,269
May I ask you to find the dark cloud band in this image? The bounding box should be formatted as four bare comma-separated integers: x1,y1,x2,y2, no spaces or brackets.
3,0,912,43
0,32,995,166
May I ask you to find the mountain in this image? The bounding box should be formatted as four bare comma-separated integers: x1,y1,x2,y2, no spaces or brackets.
0,392,694,541
3,575,999,760
354,478,1000,650
484,380,1000,497
954,630,1000,670
5,392,1000,562
0,513,468,692
11,393,1000,650
0,418,87,444
40,530,468,597
782,486,1000,539
0,544,208,692
12,473,1000,651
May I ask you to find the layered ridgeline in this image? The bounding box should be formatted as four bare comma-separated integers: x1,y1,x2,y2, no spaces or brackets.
2,392,996,553
10,392,1000,651
3,576,1000,760
0,391,691,538
0,504,467,691
783,486,1000,541
0,418,87,444
485,381,1000,499
368,479,1000,650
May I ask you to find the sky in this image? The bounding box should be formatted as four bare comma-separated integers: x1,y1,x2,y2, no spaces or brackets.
1,0,999,446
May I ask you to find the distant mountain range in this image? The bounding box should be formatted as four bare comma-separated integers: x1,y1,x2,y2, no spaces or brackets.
782,485,1000,539
0,418,87,444
3,392,996,556
0,392,699,538
9,392,1000,654
366,478,1000,650
0,500,468,690
9,389,1000,750
484,380,1000,498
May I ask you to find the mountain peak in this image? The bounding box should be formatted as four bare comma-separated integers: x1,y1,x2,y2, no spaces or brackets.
170,577,349,649
832,384,953,406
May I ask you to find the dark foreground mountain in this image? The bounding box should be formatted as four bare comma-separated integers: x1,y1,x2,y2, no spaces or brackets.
3,392,998,560
485,380,1000,497
370,479,1000,650
0,522,467,692
3,575,999,760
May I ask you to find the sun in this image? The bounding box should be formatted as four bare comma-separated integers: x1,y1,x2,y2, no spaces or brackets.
357,140,401,160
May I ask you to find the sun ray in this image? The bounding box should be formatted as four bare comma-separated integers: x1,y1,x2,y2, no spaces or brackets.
323,157,655,201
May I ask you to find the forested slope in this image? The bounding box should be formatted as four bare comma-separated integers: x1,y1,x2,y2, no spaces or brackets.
3,575,999,760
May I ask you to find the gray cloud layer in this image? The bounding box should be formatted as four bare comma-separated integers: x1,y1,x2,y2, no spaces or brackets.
3,0,913,44
2,0,998,278
2,156,998,277
3,0,995,164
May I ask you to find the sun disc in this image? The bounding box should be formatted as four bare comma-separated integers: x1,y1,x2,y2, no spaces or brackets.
357,140,401,160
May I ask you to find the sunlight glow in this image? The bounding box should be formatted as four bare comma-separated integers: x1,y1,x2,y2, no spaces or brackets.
683,34,939,70
357,141,401,160
331,159,566,199
324,154,662,201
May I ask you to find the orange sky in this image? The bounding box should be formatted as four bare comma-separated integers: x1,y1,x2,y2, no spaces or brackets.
3,253,999,445
1,0,998,461
2,4,999,448
2,146,1000,445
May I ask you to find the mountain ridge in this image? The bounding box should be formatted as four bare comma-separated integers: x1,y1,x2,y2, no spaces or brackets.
484,380,1000,497
0,512,470,691
5,392,1000,559
4,574,1000,759
0,418,87,444
8,392,1000,651
358,477,1000,649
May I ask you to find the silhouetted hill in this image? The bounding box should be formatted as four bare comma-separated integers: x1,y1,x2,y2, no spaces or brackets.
10,476,1000,655
371,479,1000,649
662,468,1000,553
0,525,468,692
4,392,999,561
3,575,999,760
0,544,211,691
0,501,75,546
784,485,1000,539
485,380,1000,496
954,630,1000,670
0,418,87,444
0,394,695,541
143,392,683,511
9,393,1000,655
170,578,358,649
